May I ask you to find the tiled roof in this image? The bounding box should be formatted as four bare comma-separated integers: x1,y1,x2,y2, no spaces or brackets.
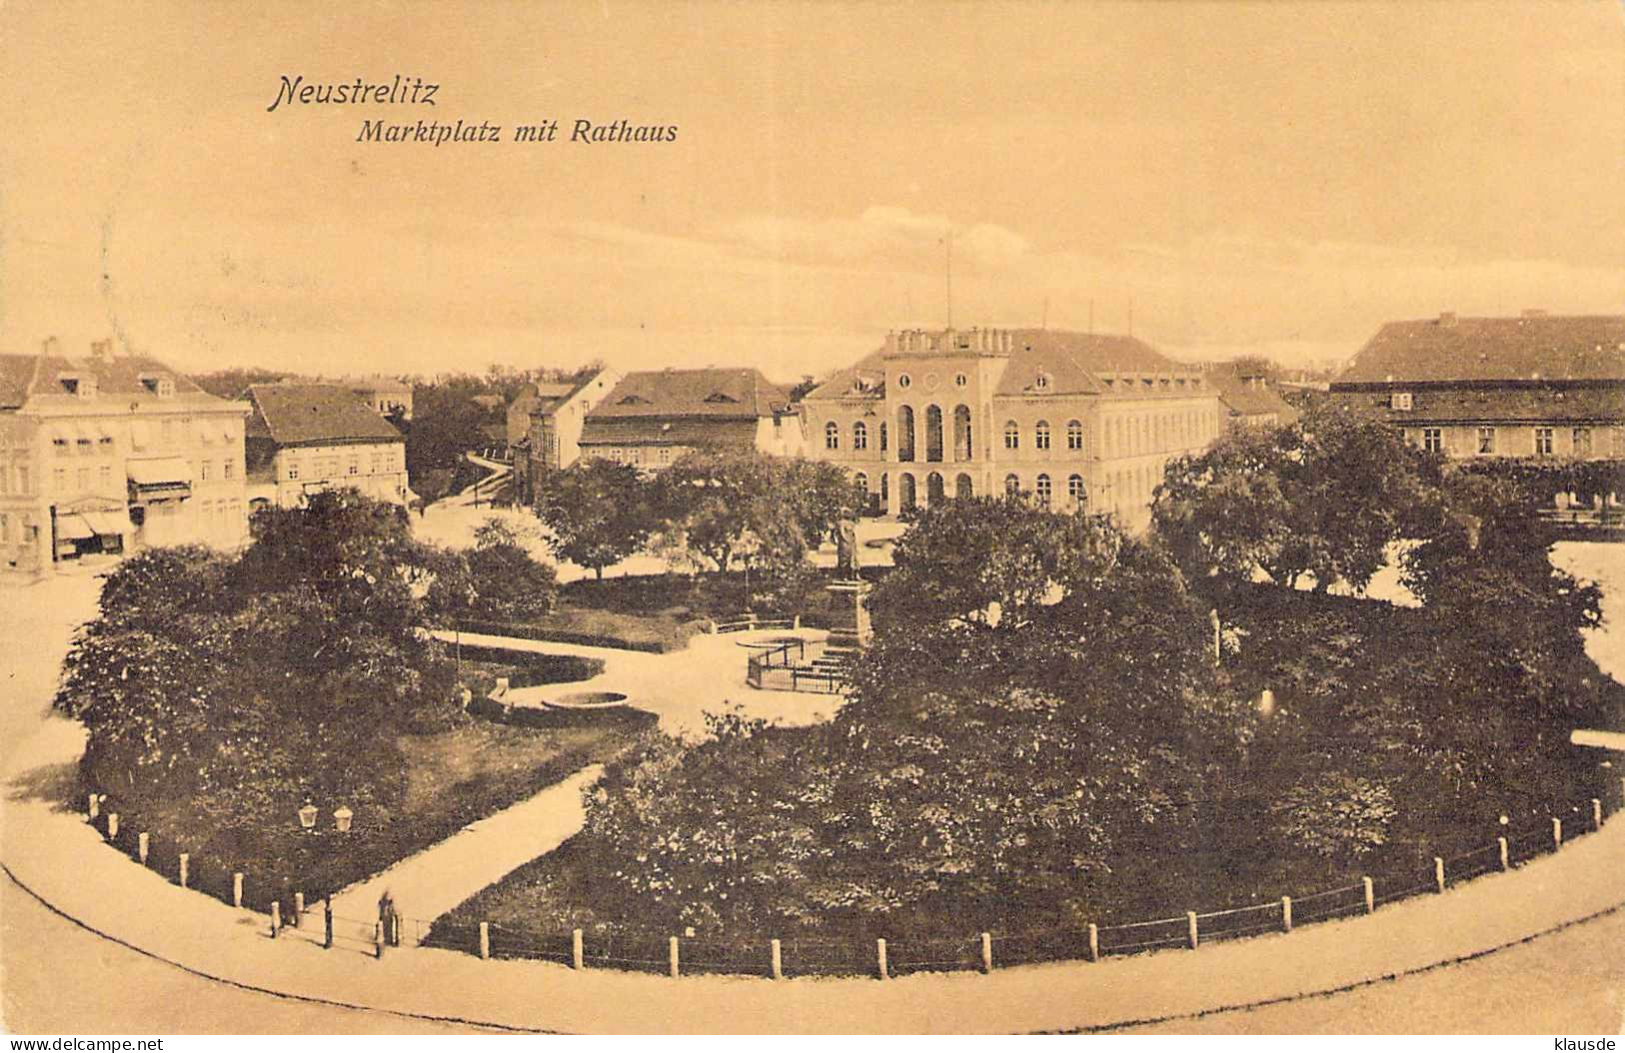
0,346,218,410
590,368,793,420
579,416,760,449
245,384,404,447
992,330,1182,397
1336,314,1625,385
1208,370,1302,423
1335,385,1625,425
802,351,888,401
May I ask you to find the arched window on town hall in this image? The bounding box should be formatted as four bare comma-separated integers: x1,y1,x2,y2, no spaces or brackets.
880,421,888,452
898,406,916,462
1067,473,1085,505
853,420,868,450
925,405,944,462
955,472,973,499
824,421,839,450
854,471,869,504
1036,473,1052,508
1004,473,1021,496
1067,419,1083,451
1004,420,1020,450
1035,420,1051,451
953,405,972,461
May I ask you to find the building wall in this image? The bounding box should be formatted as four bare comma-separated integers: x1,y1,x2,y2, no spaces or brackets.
520,369,621,503
269,441,409,508
1398,421,1625,460
804,365,1224,532
1,403,250,576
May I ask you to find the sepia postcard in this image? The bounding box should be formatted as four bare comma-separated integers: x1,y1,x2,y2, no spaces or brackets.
2,0,1623,1041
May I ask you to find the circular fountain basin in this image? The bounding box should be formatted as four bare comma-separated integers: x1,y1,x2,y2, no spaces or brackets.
544,691,630,712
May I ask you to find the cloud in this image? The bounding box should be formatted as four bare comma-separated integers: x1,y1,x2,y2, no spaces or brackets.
718,206,1031,270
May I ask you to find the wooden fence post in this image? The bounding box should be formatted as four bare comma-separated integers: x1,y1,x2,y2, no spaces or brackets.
392,913,401,947
323,900,334,949
1593,798,1604,832
137,832,149,865
981,932,993,974
478,922,490,960
233,873,244,908
876,938,889,980
1552,817,1563,850
1498,837,1510,871
1362,876,1375,913
571,928,583,970
87,793,99,821
1186,911,1199,949
106,813,119,840
1281,896,1292,933
1433,856,1445,894
294,892,305,926
668,936,680,978
1087,923,1100,962
178,852,189,889
270,901,281,938
770,938,783,981
375,923,385,959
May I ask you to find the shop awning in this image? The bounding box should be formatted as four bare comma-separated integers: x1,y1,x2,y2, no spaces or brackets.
80,511,132,536
55,514,94,541
126,456,193,498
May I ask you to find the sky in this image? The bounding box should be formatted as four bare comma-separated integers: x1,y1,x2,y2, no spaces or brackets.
2,1,1623,384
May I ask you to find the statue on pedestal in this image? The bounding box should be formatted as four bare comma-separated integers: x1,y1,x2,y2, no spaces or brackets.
836,518,858,578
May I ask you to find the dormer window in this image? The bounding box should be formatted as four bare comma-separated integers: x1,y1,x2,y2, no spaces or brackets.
617,394,650,406
1033,373,1051,391
1391,392,1413,411
139,374,175,398
703,392,738,404
59,374,93,397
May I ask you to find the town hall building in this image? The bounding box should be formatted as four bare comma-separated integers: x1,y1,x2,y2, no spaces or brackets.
801,327,1226,530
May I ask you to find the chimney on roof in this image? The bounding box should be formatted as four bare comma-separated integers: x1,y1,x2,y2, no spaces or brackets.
90,339,114,364
41,336,60,357
1438,312,1458,327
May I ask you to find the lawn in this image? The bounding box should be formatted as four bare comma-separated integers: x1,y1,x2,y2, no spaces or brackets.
88,707,655,914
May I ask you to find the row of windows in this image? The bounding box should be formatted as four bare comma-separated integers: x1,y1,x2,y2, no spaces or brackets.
283,450,403,481
1415,425,1622,457
1002,420,1086,452
851,470,1089,510
0,464,33,495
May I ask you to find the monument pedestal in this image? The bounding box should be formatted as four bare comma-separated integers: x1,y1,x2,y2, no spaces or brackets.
825,578,872,648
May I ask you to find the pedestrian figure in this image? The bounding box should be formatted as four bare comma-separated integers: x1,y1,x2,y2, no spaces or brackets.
378,889,397,947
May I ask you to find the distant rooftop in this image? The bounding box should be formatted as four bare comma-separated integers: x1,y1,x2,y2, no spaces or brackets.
1336,313,1625,386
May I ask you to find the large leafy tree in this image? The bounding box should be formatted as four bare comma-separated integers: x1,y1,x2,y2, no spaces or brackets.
535,459,658,580
57,492,459,821
655,451,859,579
1153,403,1438,593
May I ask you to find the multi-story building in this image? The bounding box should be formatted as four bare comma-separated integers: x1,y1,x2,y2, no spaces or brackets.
800,327,1226,530
1330,311,1625,461
242,383,410,510
513,367,620,504
576,368,804,471
0,338,250,576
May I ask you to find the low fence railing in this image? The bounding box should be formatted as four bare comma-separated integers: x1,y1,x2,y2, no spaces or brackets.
413,781,1623,978
745,638,807,688
79,777,1623,979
